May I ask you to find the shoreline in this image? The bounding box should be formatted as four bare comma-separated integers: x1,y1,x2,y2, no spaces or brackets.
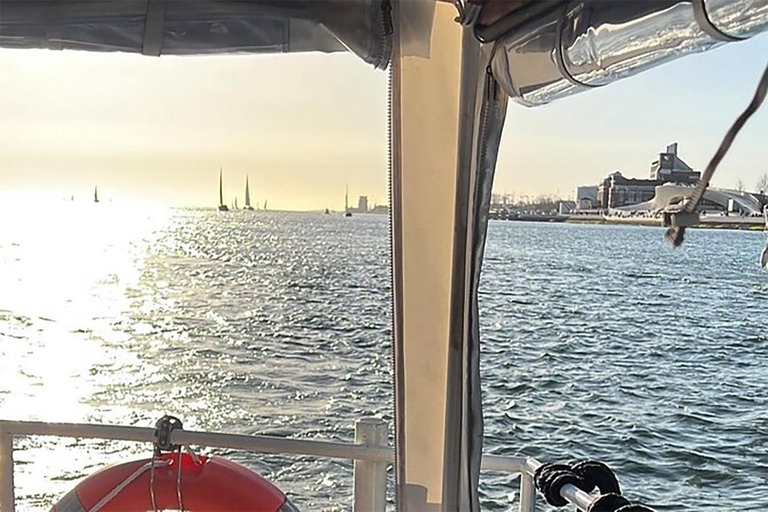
566,215,765,231
490,213,764,231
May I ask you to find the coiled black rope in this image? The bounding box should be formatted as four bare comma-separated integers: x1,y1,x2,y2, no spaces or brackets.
537,465,586,507
587,493,630,512
572,460,621,495
534,460,655,511
665,61,768,247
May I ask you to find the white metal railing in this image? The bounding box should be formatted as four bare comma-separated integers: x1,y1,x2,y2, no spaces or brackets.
0,419,595,512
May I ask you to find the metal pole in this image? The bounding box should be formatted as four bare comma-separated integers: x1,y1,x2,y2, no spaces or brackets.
0,427,14,512
0,421,392,463
518,472,536,512
353,418,388,512
559,483,594,511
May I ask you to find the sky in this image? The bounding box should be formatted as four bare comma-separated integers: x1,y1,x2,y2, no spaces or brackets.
0,32,766,210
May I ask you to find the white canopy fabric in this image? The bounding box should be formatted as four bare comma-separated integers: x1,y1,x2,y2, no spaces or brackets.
390,3,507,510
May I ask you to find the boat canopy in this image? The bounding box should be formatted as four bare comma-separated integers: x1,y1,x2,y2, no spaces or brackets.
0,0,394,68
3,2,766,512
2,0,767,104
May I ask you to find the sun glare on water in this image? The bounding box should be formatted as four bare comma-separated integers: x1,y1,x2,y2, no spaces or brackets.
0,201,172,422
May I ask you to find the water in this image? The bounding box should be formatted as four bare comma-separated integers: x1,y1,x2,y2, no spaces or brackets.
1,208,766,511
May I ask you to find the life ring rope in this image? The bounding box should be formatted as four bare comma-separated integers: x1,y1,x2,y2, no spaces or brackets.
91,459,171,512
52,416,290,512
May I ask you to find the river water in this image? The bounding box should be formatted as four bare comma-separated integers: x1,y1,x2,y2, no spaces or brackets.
1,207,766,511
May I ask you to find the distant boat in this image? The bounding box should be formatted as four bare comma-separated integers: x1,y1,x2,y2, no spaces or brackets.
93,186,99,203
244,176,254,210
344,185,352,217
263,200,268,211
218,168,229,212
325,208,330,214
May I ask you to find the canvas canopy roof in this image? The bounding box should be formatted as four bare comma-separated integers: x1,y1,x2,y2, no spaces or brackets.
0,0,394,67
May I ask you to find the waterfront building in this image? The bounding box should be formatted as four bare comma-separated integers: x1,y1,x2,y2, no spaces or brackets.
575,185,598,210
595,143,700,208
597,172,662,209
649,143,700,182
357,196,369,213
370,204,389,214
558,201,576,214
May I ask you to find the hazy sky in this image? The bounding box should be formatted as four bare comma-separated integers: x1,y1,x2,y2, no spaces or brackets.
1,33,766,210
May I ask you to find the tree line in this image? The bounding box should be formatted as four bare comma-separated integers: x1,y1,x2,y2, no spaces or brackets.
735,173,768,194
491,193,565,210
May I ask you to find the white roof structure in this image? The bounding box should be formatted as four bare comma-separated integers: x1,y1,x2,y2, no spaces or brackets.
618,183,765,214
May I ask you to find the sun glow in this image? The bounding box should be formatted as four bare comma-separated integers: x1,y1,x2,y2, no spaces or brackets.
0,203,172,422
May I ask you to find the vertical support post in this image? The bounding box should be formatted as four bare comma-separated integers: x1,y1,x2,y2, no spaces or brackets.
0,427,14,512
519,472,536,512
353,419,388,512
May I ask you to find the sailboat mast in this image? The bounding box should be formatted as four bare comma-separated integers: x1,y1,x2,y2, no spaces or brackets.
345,185,349,211
245,176,251,207
219,168,224,206
94,186,99,203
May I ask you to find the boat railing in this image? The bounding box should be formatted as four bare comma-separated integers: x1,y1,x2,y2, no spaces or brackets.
0,418,595,512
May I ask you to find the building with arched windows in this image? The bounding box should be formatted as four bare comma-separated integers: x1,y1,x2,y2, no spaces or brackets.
593,143,701,209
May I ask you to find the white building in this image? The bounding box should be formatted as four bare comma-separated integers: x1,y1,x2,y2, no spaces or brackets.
617,183,765,216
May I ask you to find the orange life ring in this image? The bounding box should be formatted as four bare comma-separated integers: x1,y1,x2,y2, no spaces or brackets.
51,452,296,511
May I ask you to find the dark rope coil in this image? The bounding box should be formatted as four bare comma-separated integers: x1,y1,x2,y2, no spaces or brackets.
534,463,571,493
547,470,586,507
587,493,631,512
534,463,588,507
572,460,621,495
534,460,656,511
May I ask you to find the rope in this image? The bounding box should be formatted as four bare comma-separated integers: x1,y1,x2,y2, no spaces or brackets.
587,493,630,512
185,445,201,465
87,416,193,512
666,61,768,247
176,450,185,512
149,452,158,512
149,450,188,511
150,414,186,511
89,459,171,512
572,460,621,495
534,460,656,511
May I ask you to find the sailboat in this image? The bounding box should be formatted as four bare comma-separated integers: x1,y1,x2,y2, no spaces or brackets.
217,168,228,212
263,200,268,211
93,186,99,203
344,185,352,217
244,176,254,210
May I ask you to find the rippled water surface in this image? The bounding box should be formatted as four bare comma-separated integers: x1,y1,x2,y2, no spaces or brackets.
1,207,766,511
